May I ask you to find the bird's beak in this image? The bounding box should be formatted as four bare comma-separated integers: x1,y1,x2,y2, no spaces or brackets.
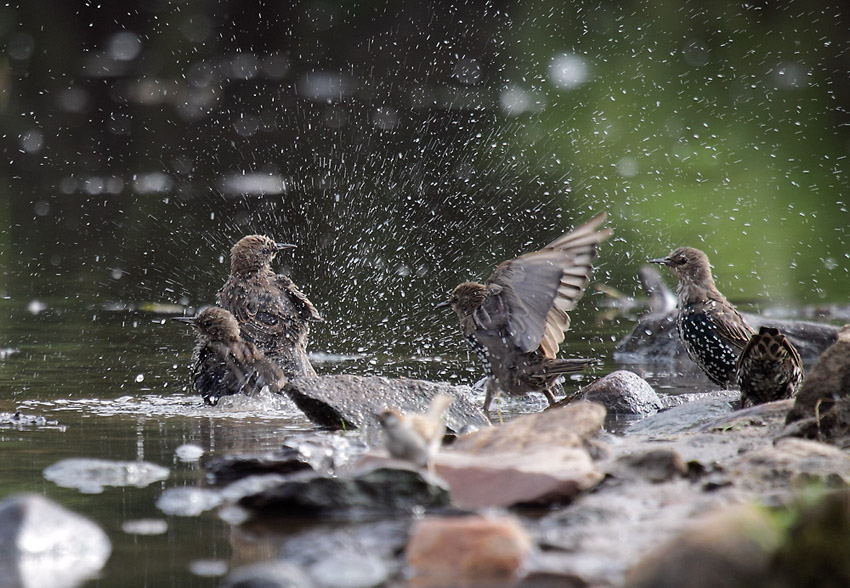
171,316,196,325
275,242,297,251
434,299,451,310
648,256,672,266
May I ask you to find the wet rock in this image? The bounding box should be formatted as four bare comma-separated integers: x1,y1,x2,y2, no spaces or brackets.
231,465,450,516
782,398,850,448
221,561,315,588
728,438,850,492
308,552,388,588
405,515,532,588
43,457,169,493
698,398,793,434
0,493,112,588
627,396,736,436
615,308,837,364
771,489,850,587
623,504,781,588
156,487,223,516
606,449,688,483
786,324,850,425
435,447,603,508
452,402,606,455
570,371,663,416
284,374,489,431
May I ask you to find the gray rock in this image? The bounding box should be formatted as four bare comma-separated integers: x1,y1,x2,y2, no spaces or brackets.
786,324,850,425
231,465,450,515
308,552,388,588
284,374,489,431
607,449,688,483
628,397,736,436
575,371,663,416
0,493,112,588
220,561,315,588
43,458,169,494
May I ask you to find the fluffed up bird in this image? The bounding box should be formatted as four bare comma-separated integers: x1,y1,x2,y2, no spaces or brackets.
377,394,454,470
737,326,804,407
174,306,286,405
217,235,323,380
650,246,755,388
437,212,612,413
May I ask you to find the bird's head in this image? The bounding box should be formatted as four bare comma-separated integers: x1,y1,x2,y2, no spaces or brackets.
230,235,296,275
435,282,488,318
649,246,714,287
377,408,406,432
173,306,241,342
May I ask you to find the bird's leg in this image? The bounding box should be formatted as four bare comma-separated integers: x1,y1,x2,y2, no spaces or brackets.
543,386,557,406
482,378,499,414
545,380,566,405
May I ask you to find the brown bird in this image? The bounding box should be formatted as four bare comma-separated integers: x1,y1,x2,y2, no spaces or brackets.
174,307,286,405
377,394,453,470
650,247,755,387
217,235,323,380
437,213,611,413
736,326,804,407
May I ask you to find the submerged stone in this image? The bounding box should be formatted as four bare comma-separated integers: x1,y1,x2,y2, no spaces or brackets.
0,493,112,588
43,457,169,494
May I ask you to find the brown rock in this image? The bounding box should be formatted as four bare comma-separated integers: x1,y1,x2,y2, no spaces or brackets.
624,504,781,588
452,401,606,455
786,324,850,424
406,515,532,588
434,447,603,508
728,438,850,492
607,449,688,483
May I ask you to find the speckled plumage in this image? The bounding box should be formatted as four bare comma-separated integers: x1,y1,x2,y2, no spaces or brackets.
438,213,611,412
175,307,286,405
737,326,804,407
651,246,755,388
217,235,323,380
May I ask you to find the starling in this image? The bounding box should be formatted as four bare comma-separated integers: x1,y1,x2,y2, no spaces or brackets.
650,246,755,388
437,213,611,413
174,307,286,405
217,235,323,380
736,326,804,407
377,394,453,470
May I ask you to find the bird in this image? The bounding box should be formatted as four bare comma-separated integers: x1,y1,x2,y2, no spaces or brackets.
174,306,286,405
437,212,611,413
377,394,453,470
217,235,323,380
649,246,755,388
736,326,804,407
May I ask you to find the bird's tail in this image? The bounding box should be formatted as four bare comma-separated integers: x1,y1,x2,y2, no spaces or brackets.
543,357,596,375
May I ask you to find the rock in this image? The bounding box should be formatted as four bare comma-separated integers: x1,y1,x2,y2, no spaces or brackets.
570,371,663,416
623,504,781,588
727,438,850,492
452,402,606,455
284,374,489,431
771,489,850,586
206,451,318,484
405,515,532,588
156,487,223,516
220,561,315,588
615,308,837,364
0,411,62,430
434,447,604,508
308,552,388,588
781,398,850,448
606,449,688,483
627,396,736,436
786,324,850,425
0,493,112,588
43,458,170,494
231,466,450,516
700,399,794,433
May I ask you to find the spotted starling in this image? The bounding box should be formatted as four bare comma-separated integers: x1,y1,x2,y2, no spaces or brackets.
377,394,453,470
174,306,286,405
217,235,323,380
437,212,611,413
736,326,804,407
650,246,755,388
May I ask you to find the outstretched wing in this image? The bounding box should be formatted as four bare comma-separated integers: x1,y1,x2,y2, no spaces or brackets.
486,212,611,358
276,274,324,322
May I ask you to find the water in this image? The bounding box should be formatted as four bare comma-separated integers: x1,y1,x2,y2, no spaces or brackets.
3,0,850,585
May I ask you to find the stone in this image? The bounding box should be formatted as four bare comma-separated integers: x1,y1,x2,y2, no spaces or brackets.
451,401,606,455
627,396,736,436
606,449,688,483
571,371,663,416
43,457,169,494
786,324,850,425
434,447,604,508
624,504,781,588
0,493,112,588
782,398,850,448
231,466,450,516
284,374,489,431
405,515,532,588
220,561,315,588
308,552,388,588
